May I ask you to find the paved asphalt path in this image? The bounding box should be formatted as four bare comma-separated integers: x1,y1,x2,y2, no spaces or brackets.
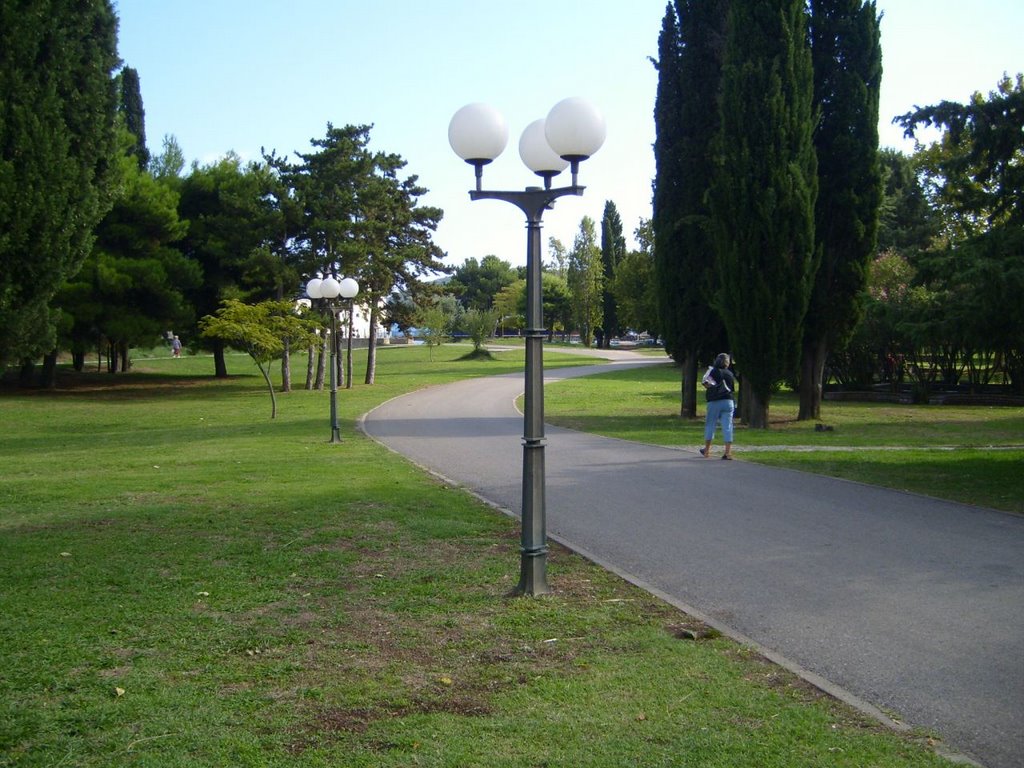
362,353,1024,768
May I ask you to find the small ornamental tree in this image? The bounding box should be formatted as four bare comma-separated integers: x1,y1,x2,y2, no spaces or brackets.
199,300,316,419
461,308,500,353
416,301,453,360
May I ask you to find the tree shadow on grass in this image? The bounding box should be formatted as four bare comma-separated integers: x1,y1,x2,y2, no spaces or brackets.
0,370,259,401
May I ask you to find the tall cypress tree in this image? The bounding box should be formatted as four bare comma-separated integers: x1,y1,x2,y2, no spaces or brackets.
799,0,882,420
710,0,818,428
652,0,728,418
119,66,150,170
0,0,120,372
599,200,626,346
652,4,686,363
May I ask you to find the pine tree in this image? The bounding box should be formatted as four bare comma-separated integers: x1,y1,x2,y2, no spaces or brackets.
56,133,196,375
709,0,818,428
799,0,882,420
0,0,120,371
178,154,287,377
599,201,626,346
652,0,729,417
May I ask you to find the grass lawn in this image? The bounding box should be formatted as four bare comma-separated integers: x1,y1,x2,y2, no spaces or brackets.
1,345,957,766
542,361,1024,514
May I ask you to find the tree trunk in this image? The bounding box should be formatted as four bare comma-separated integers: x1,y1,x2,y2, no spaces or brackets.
280,338,291,392
256,361,277,419
798,336,827,421
305,344,315,390
746,386,770,429
39,350,58,389
18,359,34,387
119,341,129,373
108,341,118,373
213,339,228,378
365,305,378,385
681,351,697,419
315,334,326,390
72,350,85,371
337,335,345,389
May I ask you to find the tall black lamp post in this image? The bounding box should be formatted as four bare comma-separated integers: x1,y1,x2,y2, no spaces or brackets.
448,98,605,595
305,274,360,443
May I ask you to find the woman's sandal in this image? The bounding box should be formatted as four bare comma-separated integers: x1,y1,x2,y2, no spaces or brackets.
721,454,733,460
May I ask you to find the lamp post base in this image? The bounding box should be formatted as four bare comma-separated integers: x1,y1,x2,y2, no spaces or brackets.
514,548,550,596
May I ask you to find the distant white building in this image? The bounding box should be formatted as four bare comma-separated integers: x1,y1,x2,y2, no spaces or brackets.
296,298,380,340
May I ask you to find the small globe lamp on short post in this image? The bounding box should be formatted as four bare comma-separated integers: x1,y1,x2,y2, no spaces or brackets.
337,277,359,391
306,274,358,443
448,98,605,596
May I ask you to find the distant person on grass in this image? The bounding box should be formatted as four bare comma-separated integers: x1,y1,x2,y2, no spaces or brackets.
171,336,182,358
700,352,736,460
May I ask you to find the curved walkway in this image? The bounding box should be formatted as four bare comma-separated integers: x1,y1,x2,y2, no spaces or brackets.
362,351,1024,768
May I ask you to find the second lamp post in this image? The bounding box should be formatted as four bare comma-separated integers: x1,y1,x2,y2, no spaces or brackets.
449,97,605,595
305,274,359,443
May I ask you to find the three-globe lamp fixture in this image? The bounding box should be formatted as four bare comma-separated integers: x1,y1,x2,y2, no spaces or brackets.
448,97,605,596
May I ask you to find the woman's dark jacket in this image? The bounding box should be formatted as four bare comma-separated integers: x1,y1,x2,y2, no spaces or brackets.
705,366,736,402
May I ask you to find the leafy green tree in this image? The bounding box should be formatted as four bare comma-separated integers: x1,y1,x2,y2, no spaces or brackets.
876,149,940,256
200,299,316,419
267,127,371,391
384,290,420,338
567,216,603,347
653,0,729,417
355,148,446,384
493,279,526,335
834,249,914,389
118,66,149,170
449,255,517,310
416,301,453,360
0,0,119,372
599,201,626,346
710,0,819,428
634,217,654,254
612,218,660,340
539,272,573,342
612,250,659,339
56,134,196,374
150,135,187,185
285,125,372,280
897,74,1024,235
460,308,500,353
178,154,288,377
280,125,445,385
546,237,569,278
898,74,1024,391
798,0,883,420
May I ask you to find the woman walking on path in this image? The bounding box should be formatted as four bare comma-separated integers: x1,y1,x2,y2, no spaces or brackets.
700,353,736,460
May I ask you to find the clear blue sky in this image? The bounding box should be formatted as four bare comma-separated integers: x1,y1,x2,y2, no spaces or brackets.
115,0,1024,269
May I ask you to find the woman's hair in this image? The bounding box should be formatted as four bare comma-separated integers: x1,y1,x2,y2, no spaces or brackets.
714,353,731,368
